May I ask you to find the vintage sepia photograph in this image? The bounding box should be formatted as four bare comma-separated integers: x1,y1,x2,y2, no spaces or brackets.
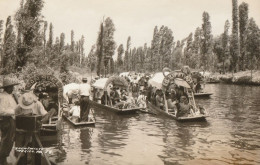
0,0,260,164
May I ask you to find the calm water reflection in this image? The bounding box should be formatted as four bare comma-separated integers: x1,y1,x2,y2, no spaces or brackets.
45,84,260,165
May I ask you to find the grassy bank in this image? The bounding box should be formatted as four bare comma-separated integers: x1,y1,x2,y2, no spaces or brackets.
210,70,260,85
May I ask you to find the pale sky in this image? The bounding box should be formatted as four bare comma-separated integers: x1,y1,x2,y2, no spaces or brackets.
0,0,260,56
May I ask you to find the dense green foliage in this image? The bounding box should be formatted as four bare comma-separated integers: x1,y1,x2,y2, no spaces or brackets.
0,0,259,76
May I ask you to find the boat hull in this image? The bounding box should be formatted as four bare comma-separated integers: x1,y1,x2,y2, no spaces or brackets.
194,93,213,97
63,115,95,127
147,102,207,122
90,100,140,115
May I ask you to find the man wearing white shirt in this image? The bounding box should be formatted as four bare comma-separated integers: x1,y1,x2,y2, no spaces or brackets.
0,78,19,164
79,77,91,122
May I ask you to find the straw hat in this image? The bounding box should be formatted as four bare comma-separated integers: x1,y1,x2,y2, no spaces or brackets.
0,77,19,89
18,93,37,110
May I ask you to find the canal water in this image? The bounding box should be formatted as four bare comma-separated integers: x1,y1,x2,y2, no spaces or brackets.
45,84,260,165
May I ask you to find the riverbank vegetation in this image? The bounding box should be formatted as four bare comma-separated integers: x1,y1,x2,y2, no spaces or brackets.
0,0,259,86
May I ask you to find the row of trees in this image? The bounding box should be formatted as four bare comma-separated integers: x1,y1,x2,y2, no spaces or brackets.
0,0,88,75
91,0,259,76
0,0,259,76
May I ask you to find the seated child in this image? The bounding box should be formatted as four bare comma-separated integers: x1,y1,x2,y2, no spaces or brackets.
69,100,80,122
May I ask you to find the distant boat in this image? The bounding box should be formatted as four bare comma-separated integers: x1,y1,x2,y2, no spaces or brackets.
147,102,207,122
147,71,209,122
91,76,143,115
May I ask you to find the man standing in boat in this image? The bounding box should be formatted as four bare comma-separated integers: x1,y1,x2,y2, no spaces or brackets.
0,78,19,165
79,77,91,122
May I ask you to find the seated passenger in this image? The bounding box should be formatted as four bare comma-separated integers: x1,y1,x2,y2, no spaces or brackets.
101,91,111,105
177,95,193,117
114,92,135,109
69,100,80,122
166,91,178,111
15,92,56,124
120,89,127,101
132,83,139,98
137,90,147,108
110,87,120,105
155,90,164,110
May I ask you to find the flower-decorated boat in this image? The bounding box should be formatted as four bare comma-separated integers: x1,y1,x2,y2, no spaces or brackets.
147,67,209,122
24,72,64,135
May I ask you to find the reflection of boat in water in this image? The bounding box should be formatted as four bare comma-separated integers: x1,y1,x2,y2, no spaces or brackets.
147,69,209,122
91,76,142,115
194,92,213,97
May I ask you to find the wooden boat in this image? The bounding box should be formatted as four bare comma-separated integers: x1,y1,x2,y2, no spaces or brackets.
147,68,209,122
91,76,142,114
147,102,207,122
194,92,213,97
24,73,64,132
63,115,95,127
90,100,140,115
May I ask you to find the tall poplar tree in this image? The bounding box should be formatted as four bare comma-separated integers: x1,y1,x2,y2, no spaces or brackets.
47,23,53,48
15,0,44,66
222,20,230,73
2,16,16,74
0,20,3,66
71,30,75,52
60,33,65,52
230,0,240,72
239,2,248,70
184,33,193,66
151,26,160,71
201,11,212,70
96,22,104,76
117,44,124,71
246,18,260,71
43,21,48,56
124,36,131,71
103,17,116,75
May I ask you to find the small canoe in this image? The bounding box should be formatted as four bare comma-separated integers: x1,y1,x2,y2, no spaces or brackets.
194,93,213,97
63,115,95,127
90,100,140,115
147,102,207,122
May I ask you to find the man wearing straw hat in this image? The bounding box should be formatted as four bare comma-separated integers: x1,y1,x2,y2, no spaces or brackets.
0,77,19,164
15,92,56,123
